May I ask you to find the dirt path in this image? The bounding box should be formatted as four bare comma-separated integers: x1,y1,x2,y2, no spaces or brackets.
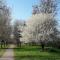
0,45,15,60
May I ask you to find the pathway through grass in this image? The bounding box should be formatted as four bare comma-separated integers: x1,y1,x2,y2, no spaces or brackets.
0,45,15,60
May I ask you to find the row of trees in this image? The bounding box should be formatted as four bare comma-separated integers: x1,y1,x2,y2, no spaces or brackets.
13,0,60,48
0,0,12,45
0,0,60,49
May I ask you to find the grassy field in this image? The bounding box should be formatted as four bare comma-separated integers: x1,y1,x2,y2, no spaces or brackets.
14,45,60,60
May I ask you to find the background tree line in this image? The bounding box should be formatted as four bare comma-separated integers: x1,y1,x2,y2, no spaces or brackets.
0,0,60,49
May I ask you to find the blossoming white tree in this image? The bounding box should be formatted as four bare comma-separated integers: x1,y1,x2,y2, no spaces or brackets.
21,0,59,49
21,13,57,44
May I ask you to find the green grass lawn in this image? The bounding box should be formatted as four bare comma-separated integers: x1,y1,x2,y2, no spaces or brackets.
14,45,60,60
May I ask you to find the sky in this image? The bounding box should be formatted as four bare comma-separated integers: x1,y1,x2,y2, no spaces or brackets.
6,0,60,28
7,0,39,21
